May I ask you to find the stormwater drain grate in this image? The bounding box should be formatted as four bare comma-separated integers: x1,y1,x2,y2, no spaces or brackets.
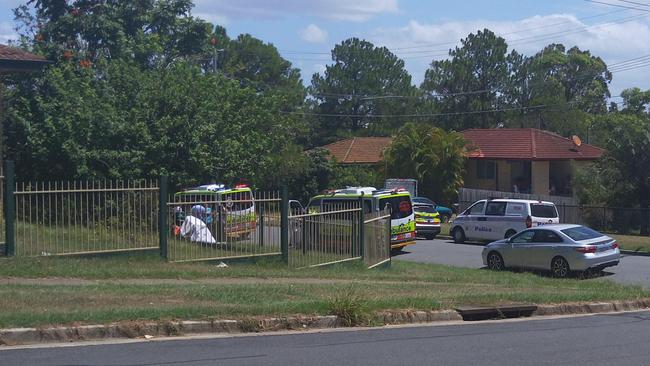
455,305,538,321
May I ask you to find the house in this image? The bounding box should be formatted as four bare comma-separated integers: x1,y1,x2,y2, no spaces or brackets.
462,128,604,196
317,129,604,197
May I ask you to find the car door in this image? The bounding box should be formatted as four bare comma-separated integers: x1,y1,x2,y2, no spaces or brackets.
525,229,562,269
506,230,537,269
461,201,486,240
528,230,564,269
483,201,507,241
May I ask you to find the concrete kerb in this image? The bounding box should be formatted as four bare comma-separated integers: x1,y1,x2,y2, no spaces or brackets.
1,300,649,346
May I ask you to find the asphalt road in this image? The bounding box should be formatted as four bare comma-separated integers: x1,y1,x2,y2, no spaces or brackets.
396,238,650,288
2,311,650,366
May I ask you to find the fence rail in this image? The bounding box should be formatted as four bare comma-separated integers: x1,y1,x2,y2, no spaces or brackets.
12,179,160,256
364,209,391,268
288,201,362,268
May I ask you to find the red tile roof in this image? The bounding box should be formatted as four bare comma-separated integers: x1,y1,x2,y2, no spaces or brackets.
0,44,47,62
462,128,604,160
321,137,392,164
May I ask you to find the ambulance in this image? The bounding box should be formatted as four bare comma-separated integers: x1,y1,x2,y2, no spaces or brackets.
307,187,416,250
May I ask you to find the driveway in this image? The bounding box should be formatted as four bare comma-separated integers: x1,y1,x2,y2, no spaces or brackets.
395,238,650,288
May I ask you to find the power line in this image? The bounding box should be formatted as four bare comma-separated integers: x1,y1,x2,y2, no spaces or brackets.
616,0,650,8
584,0,650,12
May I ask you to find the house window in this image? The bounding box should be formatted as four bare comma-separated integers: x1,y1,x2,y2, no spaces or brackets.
477,161,496,180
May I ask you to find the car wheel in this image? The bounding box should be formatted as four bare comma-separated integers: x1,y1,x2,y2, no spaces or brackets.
504,229,517,239
487,251,505,271
452,227,465,244
551,257,570,278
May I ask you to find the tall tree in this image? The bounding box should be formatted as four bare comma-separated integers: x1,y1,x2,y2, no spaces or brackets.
421,29,509,130
620,87,650,115
503,44,611,137
575,112,650,235
14,0,212,68
309,38,418,144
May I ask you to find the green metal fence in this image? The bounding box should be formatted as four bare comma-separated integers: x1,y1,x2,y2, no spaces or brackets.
165,190,282,262
2,159,392,268
0,165,4,254
363,209,391,269
12,178,160,256
288,200,363,268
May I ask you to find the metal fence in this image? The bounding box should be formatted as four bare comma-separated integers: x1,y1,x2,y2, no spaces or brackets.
0,166,4,253
557,204,650,236
12,179,160,256
458,188,577,212
165,191,282,262
458,199,650,237
1,161,393,268
363,209,391,268
288,200,362,268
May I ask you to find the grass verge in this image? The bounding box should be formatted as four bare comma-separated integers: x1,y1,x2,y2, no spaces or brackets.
0,253,648,328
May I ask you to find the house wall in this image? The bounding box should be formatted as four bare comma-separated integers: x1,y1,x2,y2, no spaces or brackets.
465,160,497,190
531,161,550,195
496,160,511,192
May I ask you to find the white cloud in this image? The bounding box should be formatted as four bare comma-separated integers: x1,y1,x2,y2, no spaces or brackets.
366,14,650,94
300,24,328,43
193,0,398,22
0,21,18,44
194,12,230,26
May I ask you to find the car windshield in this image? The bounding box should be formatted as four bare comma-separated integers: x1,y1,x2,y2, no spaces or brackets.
414,205,435,213
530,204,558,218
380,196,413,219
561,226,604,241
414,197,435,205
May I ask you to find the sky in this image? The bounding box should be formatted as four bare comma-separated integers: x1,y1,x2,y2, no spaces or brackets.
1,0,649,98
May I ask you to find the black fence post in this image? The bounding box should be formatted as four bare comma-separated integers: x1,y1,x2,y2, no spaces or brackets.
4,160,15,257
280,186,289,264
158,175,168,259
358,195,365,259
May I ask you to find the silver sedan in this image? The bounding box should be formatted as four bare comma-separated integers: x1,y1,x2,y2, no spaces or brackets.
481,224,620,278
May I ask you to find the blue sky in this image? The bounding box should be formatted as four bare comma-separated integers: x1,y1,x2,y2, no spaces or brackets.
1,0,649,97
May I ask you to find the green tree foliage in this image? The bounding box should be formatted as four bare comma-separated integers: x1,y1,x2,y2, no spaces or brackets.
575,111,650,234
620,87,650,115
504,44,610,137
422,29,509,130
383,123,468,204
309,38,419,144
4,60,303,189
14,0,212,68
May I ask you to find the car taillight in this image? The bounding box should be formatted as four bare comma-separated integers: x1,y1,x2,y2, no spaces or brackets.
575,246,597,254
525,215,532,228
611,241,619,249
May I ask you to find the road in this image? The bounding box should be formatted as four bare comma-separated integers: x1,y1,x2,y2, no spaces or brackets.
396,238,650,288
2,311,649,365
